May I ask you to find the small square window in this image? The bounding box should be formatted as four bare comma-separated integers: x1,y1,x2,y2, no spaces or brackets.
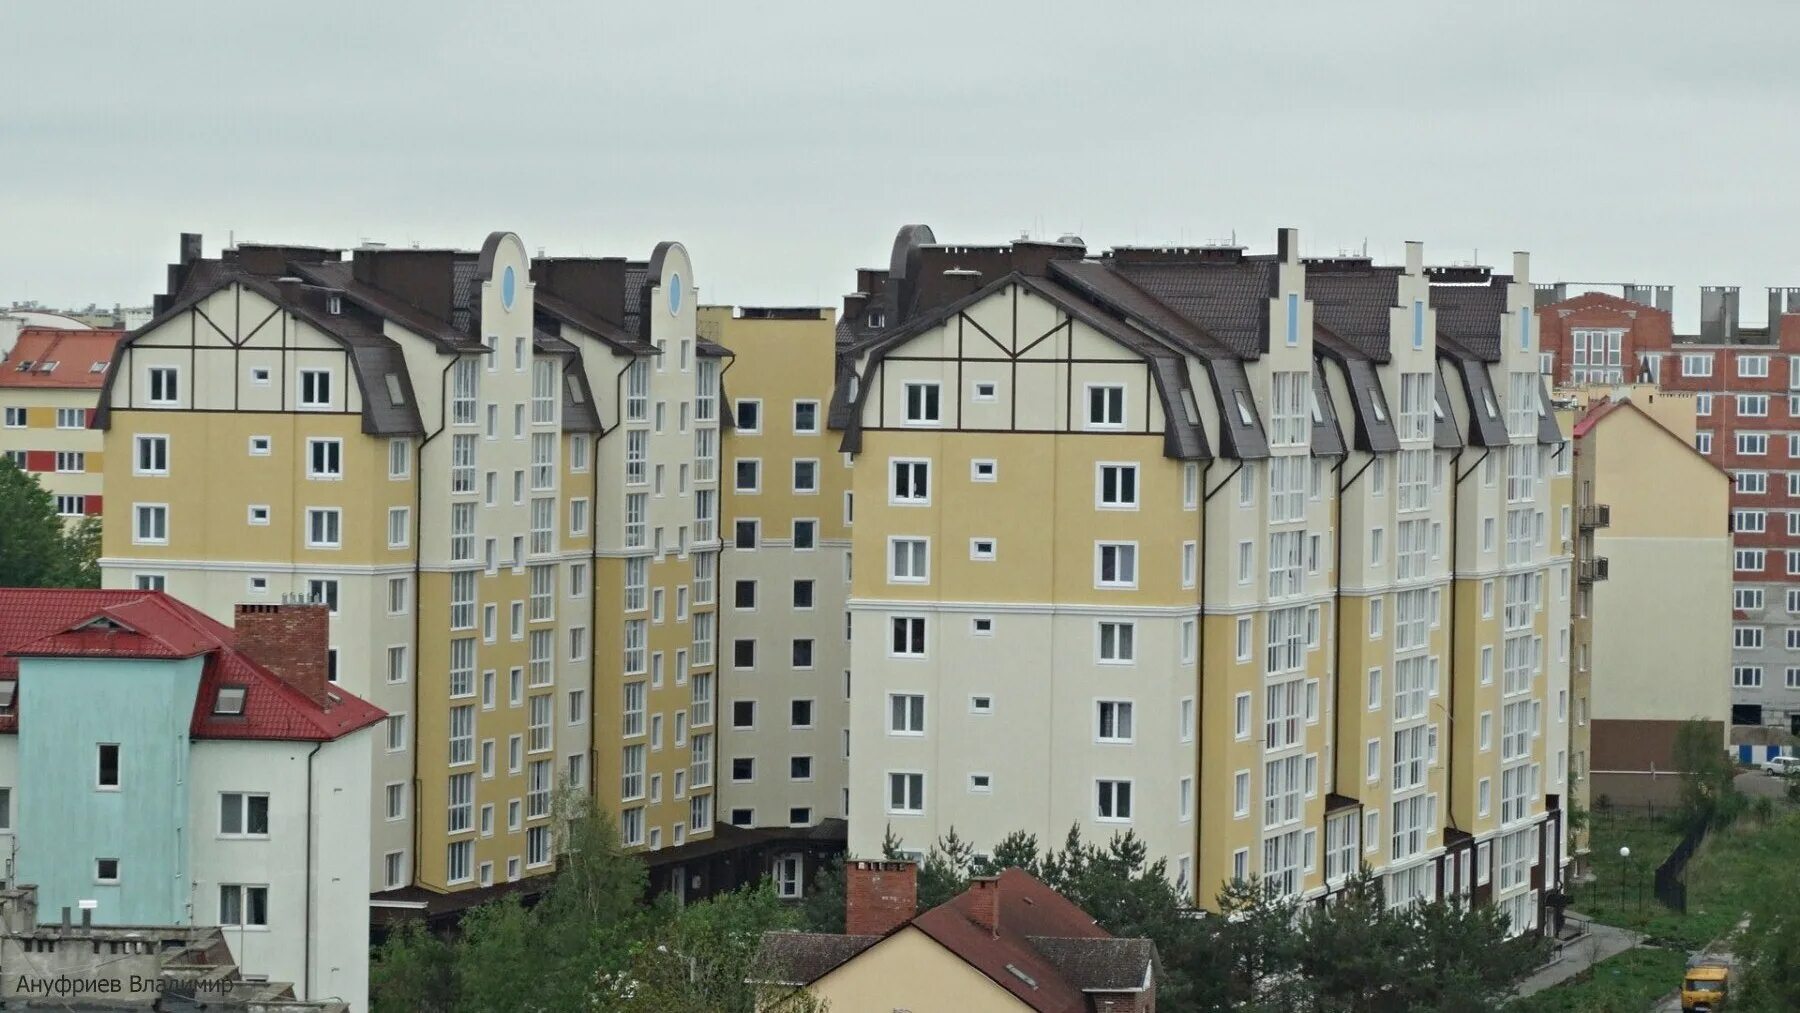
971,459,998,482
95,858,120,883
971,617,993,636
970,538,997,561
973,381,998,401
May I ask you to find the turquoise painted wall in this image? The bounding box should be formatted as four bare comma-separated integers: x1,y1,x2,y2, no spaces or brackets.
15,656,200,925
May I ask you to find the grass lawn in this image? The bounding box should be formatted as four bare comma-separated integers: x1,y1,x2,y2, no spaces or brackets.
1505,945,1686,1013
1570,805,1800,948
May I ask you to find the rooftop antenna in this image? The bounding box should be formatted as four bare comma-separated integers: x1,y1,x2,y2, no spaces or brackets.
1362,238,1369,257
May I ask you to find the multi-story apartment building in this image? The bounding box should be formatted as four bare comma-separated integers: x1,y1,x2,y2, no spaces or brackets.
95,232,721,902
829,225,1570,931
1563,389,1731,809
0,590,380,1009
0,325,127,520
1538,287,1800,731
705,305,853,834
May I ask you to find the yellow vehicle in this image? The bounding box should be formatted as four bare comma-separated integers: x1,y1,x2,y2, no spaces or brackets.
1681,954,1730,1012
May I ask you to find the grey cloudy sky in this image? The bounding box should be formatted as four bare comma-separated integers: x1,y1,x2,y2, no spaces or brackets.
5,1,1800,329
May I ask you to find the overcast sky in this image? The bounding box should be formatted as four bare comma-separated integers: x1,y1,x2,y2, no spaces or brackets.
5,1,1800,329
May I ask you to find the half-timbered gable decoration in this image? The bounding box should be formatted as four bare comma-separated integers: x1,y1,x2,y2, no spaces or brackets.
829,224,1571,937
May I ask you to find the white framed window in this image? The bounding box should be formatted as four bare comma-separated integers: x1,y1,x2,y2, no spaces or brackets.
1095,778,1133,822
890,615,926,657
890,458,930,504
1098,621,1135,663
1086,384,1125,428
133,435,169,476
888,693,925,735
888,537,928,583
147,366,179,405
133,503,168,544
1097,700,1134,743
886,771,925,814
971,458,997,482
1095,542,1138,588
1234,692,1251,740
972,380,998,401
903,382,941,424
298,368,332,408
1096,463,1139,509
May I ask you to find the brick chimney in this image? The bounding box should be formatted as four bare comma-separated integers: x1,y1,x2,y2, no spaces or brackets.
233,602,330,706
844,859,917,937
966,876,1000,936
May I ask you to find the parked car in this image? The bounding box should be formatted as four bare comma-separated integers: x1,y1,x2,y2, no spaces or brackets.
1758,755,1800,777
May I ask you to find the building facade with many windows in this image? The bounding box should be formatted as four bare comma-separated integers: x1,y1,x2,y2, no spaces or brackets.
1537,287,1800,731
0,326,127,520
96,232,721,898
706,306,853,835
827,226,1570,930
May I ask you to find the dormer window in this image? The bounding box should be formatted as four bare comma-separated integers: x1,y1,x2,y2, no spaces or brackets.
384,373,406,407
214,685,247,716
0,680,15,711
327,294,342,315
1482,388,1500,418
867,310,886,329
1233,391,1255,427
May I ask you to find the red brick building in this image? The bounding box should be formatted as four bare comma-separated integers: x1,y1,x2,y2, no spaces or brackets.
1537,287,1800,729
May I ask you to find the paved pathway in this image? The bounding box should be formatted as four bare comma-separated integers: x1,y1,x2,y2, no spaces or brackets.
1513,915,1643,997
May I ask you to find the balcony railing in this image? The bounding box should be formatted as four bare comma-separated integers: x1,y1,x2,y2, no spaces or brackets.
1578,557,1610,583
1579,504,1611,530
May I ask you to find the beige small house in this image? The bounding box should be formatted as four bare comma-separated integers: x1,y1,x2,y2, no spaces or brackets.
752,860,1158,1012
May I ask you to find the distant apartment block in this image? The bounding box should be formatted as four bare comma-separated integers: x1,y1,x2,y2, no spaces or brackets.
0,325,127,520
1537,285,1800,731
0,590,380,1009
820,225,1572,933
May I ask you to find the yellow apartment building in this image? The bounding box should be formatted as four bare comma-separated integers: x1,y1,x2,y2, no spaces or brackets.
821,225,1571,931
0,325,126,522
96,232,721,900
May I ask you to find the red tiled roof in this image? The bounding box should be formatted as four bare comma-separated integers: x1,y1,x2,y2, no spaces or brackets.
1570,397,1624,438
0,328,127,389
908,869,1117,1013
0,589,384,742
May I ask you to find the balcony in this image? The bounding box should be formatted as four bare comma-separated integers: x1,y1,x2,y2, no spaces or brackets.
1579,504,1611,530
1578,557,1610,584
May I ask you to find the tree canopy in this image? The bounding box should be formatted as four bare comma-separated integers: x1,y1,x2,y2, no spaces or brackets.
370,794,826,1013
816,822,1548,1012
0,458,99,588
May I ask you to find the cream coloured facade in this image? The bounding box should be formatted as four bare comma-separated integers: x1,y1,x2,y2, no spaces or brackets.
1568,390,1731,806
96,233,722,895
706,306,853,831
828,226,1571,930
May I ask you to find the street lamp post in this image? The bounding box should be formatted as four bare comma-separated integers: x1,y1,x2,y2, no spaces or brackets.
1618,845,1631,914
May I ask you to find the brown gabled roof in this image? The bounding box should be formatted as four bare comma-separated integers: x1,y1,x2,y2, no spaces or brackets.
749,932,880,986
909,869,1113,1013
751,869,1157,1012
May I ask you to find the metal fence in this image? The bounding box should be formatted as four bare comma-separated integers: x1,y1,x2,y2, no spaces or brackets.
1653,823,1706,913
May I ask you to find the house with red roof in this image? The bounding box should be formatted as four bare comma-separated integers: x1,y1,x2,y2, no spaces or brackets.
0,326,127,522
751,860,1159,1012
0,590,382,1011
